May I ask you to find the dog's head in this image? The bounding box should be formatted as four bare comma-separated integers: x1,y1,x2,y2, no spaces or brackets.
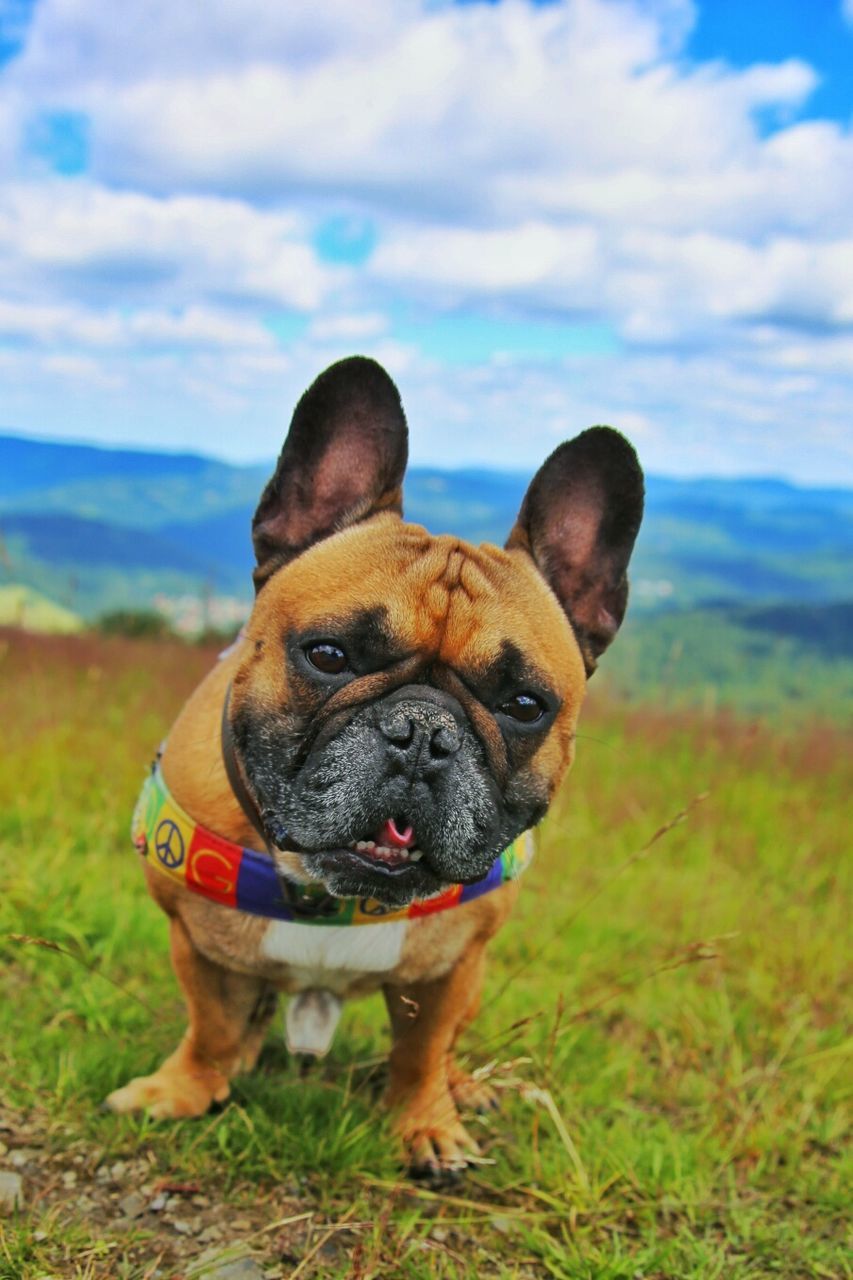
228,357,643,906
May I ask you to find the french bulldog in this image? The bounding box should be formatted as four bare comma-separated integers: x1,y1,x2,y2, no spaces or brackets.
107,356,643,1177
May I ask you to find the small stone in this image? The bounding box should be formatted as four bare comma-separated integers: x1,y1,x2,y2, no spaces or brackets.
0,1171,23,1214
197,1225,223,1244
118,1191,147,1219
230,1216,252,1230
317,1238,344,1263
201,1259,263,1280
430,1227,449,1243
61,1169,78,1187
192,1193,211,1207
9,1149,35,1168
110,1160,128,1179
149,1193,168,1212
171,1218,196,1235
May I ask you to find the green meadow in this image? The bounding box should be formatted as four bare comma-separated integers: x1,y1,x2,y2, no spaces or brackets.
0,629,849,1279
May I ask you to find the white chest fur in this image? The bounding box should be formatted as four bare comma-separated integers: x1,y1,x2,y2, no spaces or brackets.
260,918,407,992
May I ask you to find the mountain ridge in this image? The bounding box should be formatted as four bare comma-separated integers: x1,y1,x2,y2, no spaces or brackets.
1,432,851,619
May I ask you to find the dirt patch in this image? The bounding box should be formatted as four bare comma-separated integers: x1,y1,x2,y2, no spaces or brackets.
0,1100,350,1278
0,1099,541,1279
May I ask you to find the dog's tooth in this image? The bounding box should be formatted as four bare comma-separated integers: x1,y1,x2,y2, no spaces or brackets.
353,838,415,866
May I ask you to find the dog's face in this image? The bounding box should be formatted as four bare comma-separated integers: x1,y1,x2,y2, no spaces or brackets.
229,358,643,907
232,518,586,906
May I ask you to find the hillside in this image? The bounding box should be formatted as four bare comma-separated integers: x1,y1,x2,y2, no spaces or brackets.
0,583,82,633
602,600,853,719
1,433,852,714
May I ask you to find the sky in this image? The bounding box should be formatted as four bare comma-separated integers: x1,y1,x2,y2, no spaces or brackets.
0,0,852,483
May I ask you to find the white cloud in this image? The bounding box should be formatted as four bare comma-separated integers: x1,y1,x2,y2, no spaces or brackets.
0,297,277,350
370,221,853,341
128,307,277,350
0,181,336,311
1,0,822,229
14,0,414,85
373,223,599,296
393,338,853,483
0,0,851,481
307,312,388,341
40,352,123,388
1,319,851,484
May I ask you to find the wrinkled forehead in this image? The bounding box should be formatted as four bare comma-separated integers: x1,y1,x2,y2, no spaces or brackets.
251,516,585,693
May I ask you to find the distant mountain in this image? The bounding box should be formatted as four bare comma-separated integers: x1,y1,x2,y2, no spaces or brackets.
0,433,267,529
2,513,214,575
737,599,853,660
605,599,853,719
1,432,852,619
0,434,217,498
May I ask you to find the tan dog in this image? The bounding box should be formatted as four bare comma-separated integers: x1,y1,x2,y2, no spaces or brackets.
107,357,643,1177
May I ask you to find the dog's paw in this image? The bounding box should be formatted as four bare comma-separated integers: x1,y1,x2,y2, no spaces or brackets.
396,1093,481,1182
449,1065,500,1115
105,1067,228,1119
405,1119,481,1182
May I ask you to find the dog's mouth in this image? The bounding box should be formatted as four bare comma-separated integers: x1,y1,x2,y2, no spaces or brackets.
275,812,447,904
347,816,424,876
269,808,505,906
266,812,429,875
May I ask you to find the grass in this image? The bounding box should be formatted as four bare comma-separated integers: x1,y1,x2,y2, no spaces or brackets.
0,628,850,1279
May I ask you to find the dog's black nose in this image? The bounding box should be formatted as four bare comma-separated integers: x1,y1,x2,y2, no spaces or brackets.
378,698,463,768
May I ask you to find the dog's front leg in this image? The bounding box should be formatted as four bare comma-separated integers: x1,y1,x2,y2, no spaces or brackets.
106,916,276,1119
383,941,488,1178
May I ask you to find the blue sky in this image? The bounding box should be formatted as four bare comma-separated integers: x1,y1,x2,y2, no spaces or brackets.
687,0,853,123
0,0,851,482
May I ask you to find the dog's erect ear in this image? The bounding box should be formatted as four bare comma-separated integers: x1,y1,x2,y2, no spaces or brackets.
252,356,408,590
506,427,644,675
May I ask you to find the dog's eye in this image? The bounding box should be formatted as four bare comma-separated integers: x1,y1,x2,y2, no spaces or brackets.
498,692,546,724
305,642,348,675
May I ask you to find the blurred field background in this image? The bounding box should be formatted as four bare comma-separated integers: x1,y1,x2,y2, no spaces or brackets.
1,626,849,1279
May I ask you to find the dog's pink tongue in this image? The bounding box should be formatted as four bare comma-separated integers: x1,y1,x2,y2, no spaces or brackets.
377,818,415,849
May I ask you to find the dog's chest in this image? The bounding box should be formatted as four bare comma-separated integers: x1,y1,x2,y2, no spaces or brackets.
260,918,407,993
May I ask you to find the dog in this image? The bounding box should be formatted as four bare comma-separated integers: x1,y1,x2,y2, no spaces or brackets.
107,356,643,1177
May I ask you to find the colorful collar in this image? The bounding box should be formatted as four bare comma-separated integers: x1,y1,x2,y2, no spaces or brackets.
132,764,534,927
